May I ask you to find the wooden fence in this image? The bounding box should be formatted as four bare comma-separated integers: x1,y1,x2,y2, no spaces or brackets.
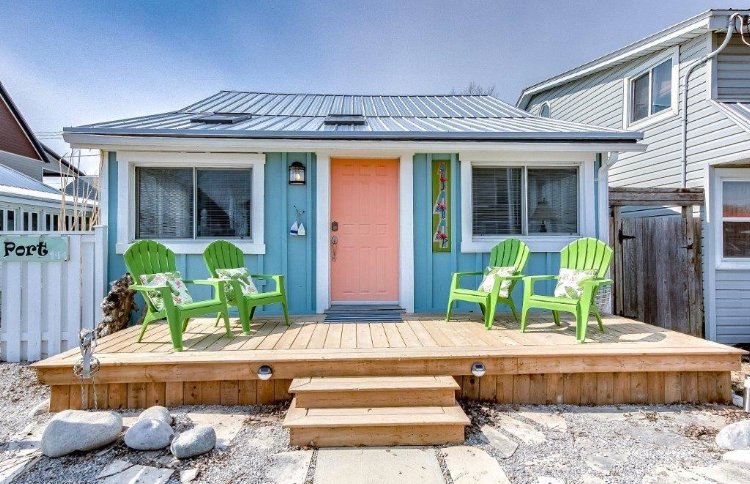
0,227,106,362
609,188,704,336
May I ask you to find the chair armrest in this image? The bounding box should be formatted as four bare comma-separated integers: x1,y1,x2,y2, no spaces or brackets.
582,278,613,287
453,271,483,279
129,283,168,292
523,275,558,282
186,278,229,302
522,274,558,298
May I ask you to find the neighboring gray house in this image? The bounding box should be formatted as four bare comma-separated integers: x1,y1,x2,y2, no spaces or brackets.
517,9,750,343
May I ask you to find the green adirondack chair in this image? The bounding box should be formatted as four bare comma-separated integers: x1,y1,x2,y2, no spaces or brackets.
203,240,290,334
520,237,613,343
445,239,530,328
124,240,231,352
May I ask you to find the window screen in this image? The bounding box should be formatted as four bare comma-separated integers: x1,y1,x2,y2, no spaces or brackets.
631,73,649,122
472,167,522,236
651,59,672,114
197,169,252,238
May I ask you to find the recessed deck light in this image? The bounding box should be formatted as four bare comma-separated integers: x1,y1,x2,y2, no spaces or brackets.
257,365,273,381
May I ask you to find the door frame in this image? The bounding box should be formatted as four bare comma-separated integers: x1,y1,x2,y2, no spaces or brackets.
315,151,414,313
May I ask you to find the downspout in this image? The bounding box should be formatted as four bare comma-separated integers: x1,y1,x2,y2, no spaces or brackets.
680,13,744,188
597,152,619,245
597,152,619,314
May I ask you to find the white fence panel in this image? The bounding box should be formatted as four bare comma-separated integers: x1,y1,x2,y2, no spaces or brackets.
0,226,106,362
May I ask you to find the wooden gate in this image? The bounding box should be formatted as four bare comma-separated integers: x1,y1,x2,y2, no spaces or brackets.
609,188,704,336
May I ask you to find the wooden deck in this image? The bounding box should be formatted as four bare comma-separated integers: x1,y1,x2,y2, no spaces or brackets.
32,314,744,410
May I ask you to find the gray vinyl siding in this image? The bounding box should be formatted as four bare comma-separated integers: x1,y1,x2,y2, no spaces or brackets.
716,34,750,101
525,32,750,343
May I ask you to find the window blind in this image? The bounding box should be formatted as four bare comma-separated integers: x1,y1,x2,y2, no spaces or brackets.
136,168,194,239
472,167,522,236
197,169,252,238
527,168,578,234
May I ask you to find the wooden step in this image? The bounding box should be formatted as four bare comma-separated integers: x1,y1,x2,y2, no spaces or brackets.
283,398,469,447
288,376,459,408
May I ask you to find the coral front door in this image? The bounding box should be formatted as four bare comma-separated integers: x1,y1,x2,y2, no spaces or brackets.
330,158,399,302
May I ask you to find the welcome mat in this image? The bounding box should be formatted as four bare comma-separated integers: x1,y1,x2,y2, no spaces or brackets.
324,305,404,323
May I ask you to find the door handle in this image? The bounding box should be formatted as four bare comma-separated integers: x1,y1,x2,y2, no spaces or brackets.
331,235,338,261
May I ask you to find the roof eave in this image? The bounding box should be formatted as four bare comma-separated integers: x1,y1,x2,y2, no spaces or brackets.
63,127,641,143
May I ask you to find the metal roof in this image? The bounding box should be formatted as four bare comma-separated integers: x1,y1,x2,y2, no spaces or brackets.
65,91,641,142
0,161,59,194
517,9,749,109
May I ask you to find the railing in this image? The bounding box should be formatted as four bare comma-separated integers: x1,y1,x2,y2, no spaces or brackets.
0,226,107,362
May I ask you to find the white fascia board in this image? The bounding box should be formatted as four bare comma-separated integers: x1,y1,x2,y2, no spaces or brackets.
64,134,646,154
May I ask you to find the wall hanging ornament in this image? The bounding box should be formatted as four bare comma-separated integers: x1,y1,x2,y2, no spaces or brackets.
432,160,451,252
290,205,306,237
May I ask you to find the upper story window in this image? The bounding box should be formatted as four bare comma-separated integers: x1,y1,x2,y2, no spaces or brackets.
539,103,551,118
630,58,672,123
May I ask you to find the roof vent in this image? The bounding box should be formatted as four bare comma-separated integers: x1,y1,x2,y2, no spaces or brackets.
190,113,251,124
324,114,367,125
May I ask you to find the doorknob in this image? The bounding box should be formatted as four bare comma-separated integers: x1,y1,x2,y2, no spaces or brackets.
331,235,338,261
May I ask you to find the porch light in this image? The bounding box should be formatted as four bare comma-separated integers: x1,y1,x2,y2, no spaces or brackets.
471,362,486,378
289,162,305,185
257,365,273,380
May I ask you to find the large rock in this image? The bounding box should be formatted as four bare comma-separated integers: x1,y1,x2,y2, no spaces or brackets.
96,459,173,484
41,410,122,457
139,406,173,426
480,425,518,458
723,449,750,469
716,420,750,450
124,418,174,450
170,425,216,459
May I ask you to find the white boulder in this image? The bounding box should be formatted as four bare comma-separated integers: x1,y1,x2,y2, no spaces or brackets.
41,410,122,457
716,420,750,450
124,418,174,450
139,406,173,426
171,425,216,459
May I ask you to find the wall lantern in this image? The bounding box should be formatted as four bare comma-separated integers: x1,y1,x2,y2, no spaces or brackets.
289,162,306,185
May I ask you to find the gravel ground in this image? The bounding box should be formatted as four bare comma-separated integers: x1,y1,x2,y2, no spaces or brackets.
2,361,749,483
461,400,745,483
0,363,49,446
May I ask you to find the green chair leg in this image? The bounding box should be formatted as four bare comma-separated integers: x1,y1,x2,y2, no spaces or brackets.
167,314,184,352
237,301,251,335
445,299,455,322
221,311,232,336
182,317,190,332
520,306,530,333
485,296,499,329
593,308,605,332
552,310,561,326
137,311,157,342
508,300,519,323
576,308,587,343
249,306,256,321
281,300,290,326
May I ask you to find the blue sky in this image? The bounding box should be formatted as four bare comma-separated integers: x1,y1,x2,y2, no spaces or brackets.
0,0,725,172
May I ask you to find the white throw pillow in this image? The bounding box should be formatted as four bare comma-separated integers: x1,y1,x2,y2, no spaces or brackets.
216,267,259,300
139,271,193,311
553,268,598,299
478,266,516,297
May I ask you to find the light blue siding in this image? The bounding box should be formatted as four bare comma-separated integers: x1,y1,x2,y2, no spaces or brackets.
106,152,317,315
413,153,564,314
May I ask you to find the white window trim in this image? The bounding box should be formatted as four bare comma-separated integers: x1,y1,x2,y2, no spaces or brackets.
622,46,679,131
460,151,596,253
115,151,265,254
713,168,750,270
539,102,551,118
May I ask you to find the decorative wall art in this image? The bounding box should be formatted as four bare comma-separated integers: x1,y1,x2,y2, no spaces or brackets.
432,159,451,252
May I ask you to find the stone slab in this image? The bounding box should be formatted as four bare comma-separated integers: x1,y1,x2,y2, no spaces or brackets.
266,450,313,484
186,411,245,450
314,447,443,484
480,425,518,458
442,445,510,484
97,460,174,484
494,414,546,445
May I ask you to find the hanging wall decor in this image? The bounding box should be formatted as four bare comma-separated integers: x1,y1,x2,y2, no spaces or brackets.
432,159,451,252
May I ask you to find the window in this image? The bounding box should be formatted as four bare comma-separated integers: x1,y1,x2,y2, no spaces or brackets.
539,103,551,118
136,167,253,240
629,58,672,124
471,166,579,237
721,180,750,258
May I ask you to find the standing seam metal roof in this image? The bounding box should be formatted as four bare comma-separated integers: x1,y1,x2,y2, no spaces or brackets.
67,91,642,141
